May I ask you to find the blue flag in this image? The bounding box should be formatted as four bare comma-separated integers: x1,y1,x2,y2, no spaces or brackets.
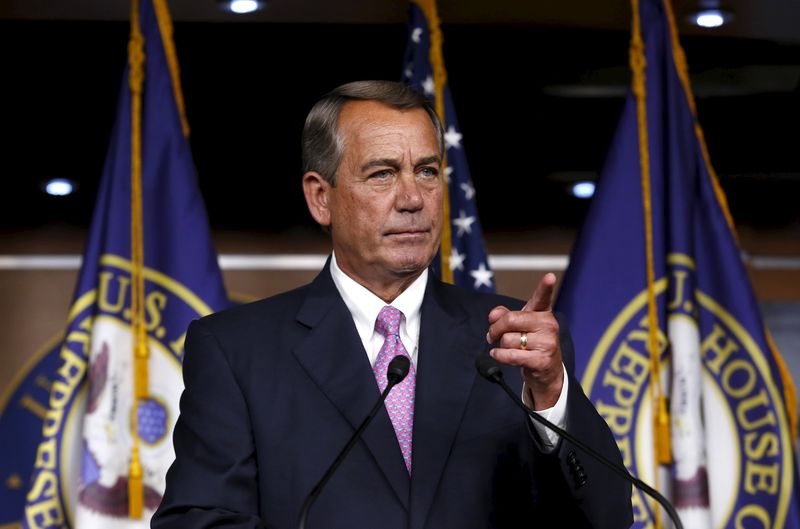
402,1,494,292
555,0,800,527
0,339,65,527
21,1,230,527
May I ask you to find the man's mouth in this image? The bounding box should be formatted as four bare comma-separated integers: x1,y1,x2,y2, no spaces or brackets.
385,228,429,236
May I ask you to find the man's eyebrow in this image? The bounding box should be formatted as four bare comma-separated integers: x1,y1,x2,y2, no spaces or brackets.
415,155,441,167
361,158,401,172
359,155,441,172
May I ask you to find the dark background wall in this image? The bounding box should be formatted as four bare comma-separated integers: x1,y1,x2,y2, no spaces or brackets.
1,18,798,239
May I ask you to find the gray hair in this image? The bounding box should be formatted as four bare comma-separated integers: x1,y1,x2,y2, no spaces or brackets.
301,80,444,185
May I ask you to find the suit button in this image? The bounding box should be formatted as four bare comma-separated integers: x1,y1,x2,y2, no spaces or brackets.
567,450,587,488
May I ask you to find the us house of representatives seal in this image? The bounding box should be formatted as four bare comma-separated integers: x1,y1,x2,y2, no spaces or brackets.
24,254,212,529
581,254,793,529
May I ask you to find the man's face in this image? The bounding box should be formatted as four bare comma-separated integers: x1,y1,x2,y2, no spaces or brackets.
308,100,443,294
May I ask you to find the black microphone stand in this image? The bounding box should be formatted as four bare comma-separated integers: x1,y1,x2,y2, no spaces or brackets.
476,356,684,529
297,355,410,529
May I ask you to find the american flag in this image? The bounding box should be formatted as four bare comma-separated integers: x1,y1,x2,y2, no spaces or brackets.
402,2,495,293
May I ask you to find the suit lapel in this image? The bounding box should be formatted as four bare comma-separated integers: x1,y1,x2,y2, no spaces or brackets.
292,263,410,510
409,277,482,529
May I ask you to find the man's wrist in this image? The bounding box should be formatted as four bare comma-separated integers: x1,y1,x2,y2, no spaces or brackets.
522,364,569,451
525,370,564,410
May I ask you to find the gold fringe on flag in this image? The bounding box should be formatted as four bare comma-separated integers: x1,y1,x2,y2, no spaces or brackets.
412,0,453,283
766,331,799,437
153,0,190,137
661,0,735,238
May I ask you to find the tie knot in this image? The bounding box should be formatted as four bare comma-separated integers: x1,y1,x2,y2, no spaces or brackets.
375,305,402,337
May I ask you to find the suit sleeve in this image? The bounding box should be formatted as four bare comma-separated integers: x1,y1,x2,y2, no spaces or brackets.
151,319,265,529
528,315,634,529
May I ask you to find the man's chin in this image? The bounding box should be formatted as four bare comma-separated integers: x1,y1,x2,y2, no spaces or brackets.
386,251,436,276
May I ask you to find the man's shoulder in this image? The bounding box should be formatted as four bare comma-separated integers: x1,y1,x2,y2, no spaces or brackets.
194,282,313,336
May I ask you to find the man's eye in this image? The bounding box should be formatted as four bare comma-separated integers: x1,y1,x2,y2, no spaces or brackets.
370,170,393,180
419,167,439,179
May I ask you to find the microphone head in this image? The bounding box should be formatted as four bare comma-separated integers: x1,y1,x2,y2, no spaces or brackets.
386,355,410,385
475,355,503,383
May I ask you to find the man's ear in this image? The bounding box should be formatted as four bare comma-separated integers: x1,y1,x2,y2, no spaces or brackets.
302,171,332,227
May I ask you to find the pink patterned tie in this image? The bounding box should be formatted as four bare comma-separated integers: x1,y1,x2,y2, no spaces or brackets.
373,305,416,474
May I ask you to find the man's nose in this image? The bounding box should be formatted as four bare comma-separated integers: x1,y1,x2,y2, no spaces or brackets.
395,173,424,211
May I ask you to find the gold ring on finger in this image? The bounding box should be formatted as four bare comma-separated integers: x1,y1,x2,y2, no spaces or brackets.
519,333,528,350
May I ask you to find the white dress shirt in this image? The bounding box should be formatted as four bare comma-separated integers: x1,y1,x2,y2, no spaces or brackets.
329,252,567,449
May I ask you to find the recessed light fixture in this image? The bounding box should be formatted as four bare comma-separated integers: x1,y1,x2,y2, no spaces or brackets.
43,178,76,197
227,0,262,14
570,181,596,199
691,8,731,28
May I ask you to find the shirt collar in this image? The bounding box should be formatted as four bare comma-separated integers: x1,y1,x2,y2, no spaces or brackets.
330,251,427,346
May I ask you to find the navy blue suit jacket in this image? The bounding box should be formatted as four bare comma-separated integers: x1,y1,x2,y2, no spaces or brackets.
152,265,632,529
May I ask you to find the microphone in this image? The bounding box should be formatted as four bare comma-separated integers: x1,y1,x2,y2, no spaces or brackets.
297,355,411,529
475,355,684,529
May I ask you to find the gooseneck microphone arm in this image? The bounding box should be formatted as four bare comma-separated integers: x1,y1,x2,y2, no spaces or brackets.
475,356,683,529
297,355,411,529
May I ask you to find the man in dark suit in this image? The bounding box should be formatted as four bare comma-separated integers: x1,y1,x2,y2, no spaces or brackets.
152,81,632,529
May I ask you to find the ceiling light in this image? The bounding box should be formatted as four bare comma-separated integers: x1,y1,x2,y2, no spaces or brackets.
228,0,261,14
691,9,730,28
43,178,76,197
570,181,595,199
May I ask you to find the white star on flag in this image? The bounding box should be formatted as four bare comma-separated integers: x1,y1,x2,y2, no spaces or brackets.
422,75,435,96
449,248,466,271
404,63,414,79
460,182,475,200
452,210,476,237
444,166,453,184
470,263,494,289
444,125,462,149
412,27,423,43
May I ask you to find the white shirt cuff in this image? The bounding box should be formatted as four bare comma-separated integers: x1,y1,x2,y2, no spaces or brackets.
522,363,569,452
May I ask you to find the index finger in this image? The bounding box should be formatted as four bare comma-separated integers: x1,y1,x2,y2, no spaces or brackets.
522,272,557,312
